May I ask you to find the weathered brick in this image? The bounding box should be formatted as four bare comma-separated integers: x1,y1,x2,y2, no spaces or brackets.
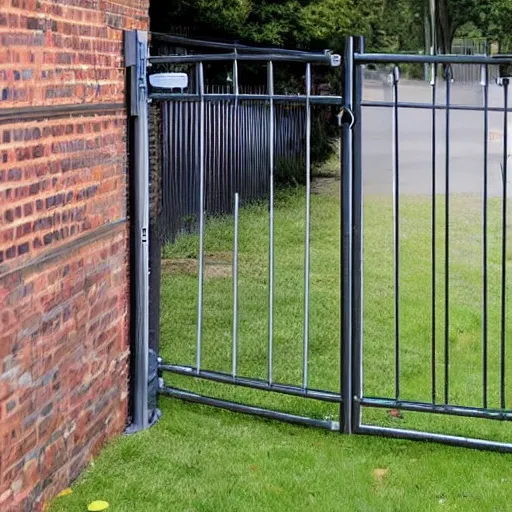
0,0,146,507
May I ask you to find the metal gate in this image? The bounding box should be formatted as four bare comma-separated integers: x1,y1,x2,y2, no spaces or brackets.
140,33,512,451
148,35,345,430
346,38,512,451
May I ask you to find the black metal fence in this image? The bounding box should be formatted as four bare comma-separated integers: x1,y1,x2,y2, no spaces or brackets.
159,86,306,241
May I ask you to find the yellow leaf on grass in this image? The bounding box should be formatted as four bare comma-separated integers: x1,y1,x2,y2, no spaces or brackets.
88,501,110,511
57,488,73,498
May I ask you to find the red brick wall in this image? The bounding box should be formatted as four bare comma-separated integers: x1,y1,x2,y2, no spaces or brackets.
0,1,149,510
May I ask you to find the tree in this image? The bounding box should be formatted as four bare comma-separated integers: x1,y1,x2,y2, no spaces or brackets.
151,0,504,55
481,0,512,52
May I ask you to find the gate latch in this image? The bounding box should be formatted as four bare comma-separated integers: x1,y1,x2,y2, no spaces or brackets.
337,107,355,129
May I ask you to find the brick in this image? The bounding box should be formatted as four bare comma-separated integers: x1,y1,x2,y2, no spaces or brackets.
17,243,29,256
32,145,44,159
15,223,31,238
7,168,21,181
23,203,33,216
0,0,146,506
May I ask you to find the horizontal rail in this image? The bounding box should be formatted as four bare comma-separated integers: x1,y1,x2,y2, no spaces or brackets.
149,52,334,65
361,100,512,113
159,364,342,403
160,385,340,430
149,93,343,105
151,32,330,57
355,53,512,65
361,397,512,421
357,425,512,453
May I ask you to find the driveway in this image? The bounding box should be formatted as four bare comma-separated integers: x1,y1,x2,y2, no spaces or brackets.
361,79,511,197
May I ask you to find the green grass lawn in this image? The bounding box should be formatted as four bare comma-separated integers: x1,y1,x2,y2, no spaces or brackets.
51,183,512,511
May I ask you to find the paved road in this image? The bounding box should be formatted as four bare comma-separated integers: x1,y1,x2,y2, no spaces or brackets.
361,79,511,197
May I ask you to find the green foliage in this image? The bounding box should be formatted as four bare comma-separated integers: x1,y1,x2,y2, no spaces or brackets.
275,156,306,187
151,0,512,55
484,0,512,52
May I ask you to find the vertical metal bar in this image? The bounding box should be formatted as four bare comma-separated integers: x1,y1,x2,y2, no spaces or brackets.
444,66,452,405
189,102,195,224
239,101,244,198
230,102,234,212
232,192,240,377
245,102,250,199
184,101,190,227
268,60,275,384
213,98,217,212
161,103,169,240
196,61,206,373
351,36,364,432
223,99,228,213
175,102,181,222
482,64,489,409
251,102,256,198
246,101,251,198
217,99,222,212
341,37,354,434
392,66,401,401
233,55,239,196
431,63,437,404
125,30,150,432
501,78,509,410
207,98,212,214
303,63,312,389
194,97,199,229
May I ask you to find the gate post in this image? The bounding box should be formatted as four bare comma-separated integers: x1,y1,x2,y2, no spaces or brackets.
125,30,151,433
340,36,354,434
351,36,364,433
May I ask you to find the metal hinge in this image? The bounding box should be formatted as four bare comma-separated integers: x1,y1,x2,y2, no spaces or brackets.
337,107,355,129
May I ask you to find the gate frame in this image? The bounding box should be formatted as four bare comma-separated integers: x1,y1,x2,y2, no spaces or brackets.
345,36,512,452
148,34,348,432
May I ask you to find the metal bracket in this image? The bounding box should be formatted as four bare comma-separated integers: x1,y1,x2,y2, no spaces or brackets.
330,54,342,67
125,31,148,116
